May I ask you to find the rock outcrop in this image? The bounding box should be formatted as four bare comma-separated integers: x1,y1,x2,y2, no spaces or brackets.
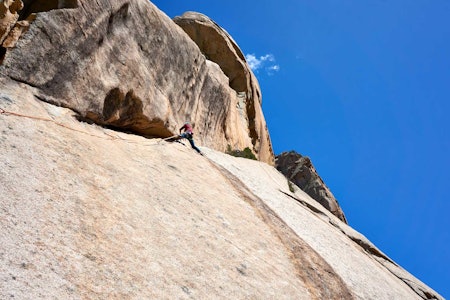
0,0,274,163
276,151,348,223
173,12,273,163
0,77,443,299
0,0,444,298
0,0,23,46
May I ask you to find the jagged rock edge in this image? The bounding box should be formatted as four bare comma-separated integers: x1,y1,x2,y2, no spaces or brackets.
279,188,440,300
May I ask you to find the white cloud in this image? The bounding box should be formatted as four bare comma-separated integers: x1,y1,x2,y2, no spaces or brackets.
260,54,275,62
246,54,262,70
245,53,280,75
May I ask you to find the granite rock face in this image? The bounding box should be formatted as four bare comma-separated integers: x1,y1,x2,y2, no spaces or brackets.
0,0,274,163
0,77,443,299
276,151,348,223
174,12,273,163
0,0,445,298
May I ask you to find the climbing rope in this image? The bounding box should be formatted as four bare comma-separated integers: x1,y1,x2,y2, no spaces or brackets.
0,106,160,145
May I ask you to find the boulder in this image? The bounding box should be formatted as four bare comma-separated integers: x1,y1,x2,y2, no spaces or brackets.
276,151,348,223
174,11,274,164
0,0,274,164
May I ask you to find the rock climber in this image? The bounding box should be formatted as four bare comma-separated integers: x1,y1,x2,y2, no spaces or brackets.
179,122,203,155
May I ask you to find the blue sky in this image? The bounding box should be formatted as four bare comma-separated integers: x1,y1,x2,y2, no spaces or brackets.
151,1,449,297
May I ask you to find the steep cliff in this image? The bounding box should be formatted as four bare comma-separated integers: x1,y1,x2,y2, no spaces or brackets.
173,12,273,164
0,77,443,299
0,0,274,163
0,0,444,299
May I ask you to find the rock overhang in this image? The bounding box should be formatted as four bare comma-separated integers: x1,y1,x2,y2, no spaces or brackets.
0,0,275,163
